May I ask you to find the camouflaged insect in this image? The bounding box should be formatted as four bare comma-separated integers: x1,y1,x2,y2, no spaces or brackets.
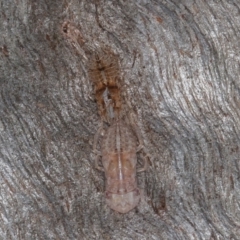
89,49,149,213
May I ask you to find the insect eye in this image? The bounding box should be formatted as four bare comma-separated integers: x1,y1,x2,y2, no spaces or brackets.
63,26,67,33
105,192,111,199
134,189,140,196
98,66,105,71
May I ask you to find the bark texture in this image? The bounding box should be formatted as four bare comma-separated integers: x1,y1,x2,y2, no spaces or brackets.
1,0,240,239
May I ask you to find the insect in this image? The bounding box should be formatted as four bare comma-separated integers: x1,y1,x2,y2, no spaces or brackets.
93,116,149,213
61,22,150,212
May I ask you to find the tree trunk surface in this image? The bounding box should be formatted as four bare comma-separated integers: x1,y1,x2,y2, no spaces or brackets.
1,0,240,239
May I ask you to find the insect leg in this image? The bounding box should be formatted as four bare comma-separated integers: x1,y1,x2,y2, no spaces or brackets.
93,122,104,153
95,154,104,172
137,152,149,172
129,112,144,152
93,122,105,171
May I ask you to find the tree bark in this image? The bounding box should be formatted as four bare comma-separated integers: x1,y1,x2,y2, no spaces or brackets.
1,0,240,239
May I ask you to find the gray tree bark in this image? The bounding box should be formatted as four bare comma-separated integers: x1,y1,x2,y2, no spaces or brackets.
1,0,240,239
